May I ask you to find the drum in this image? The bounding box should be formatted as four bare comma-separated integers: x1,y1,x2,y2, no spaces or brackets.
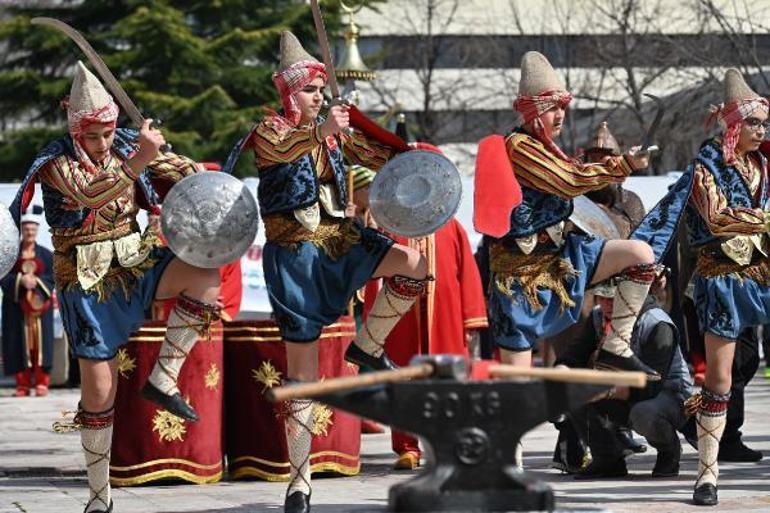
224,317,361,480
110,320,225,486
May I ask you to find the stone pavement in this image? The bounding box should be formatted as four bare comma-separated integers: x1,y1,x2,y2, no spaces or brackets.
1,380,769,513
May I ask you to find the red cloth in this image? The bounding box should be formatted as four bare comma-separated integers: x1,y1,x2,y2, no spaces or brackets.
473,135,522,237
375,219,488,456
349,105,411,152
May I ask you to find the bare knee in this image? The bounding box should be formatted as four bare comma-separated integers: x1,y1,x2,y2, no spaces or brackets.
705,365,732,395
184,267,221,303
628,240,654,265
399,246,428,280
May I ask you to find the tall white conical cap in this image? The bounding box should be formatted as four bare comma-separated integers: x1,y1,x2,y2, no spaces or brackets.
518,51,565,96
278,30,319,72
68,61,112,117
723,68,760,103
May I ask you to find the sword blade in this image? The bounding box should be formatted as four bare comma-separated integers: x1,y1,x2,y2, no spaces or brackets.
309,0,341,99
31,17,145,128
641,93,664,151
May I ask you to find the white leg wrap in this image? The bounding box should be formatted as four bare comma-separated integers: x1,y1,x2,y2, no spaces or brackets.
695,406,727,488
80,415,113,512
355,281,418,357
602,266,656,357
286,398,314,497
148,305,203,396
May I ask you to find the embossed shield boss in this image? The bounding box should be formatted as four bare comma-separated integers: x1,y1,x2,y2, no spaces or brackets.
161,172,259,268
569,195,621,240
368,150,462,238
0,204,19,277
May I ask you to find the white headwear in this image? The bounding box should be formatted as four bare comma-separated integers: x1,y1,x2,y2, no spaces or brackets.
66,62,120,172
20,205,43,225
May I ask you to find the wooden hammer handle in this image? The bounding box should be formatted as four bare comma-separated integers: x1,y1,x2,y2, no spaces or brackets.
489,365,647,388
266,363,434,403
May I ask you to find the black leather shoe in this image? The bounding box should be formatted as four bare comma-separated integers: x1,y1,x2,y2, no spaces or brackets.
573,459,628,479
617,426,647,456
141,381,199,422
594,349,661,381
652,445,681,477
84,500,113,513
284,491,311,513
719,441,763,462
693,483,718,506
344,343,398,371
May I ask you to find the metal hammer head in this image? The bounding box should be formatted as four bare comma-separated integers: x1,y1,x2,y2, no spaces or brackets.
409,354,468,381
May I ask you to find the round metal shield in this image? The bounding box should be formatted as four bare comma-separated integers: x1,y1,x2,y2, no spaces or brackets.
368,150,462,238
0,204,19,278
569,195,621,240
161,172,259,268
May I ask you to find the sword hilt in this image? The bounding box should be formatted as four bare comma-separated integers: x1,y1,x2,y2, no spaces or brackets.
150,118,173,153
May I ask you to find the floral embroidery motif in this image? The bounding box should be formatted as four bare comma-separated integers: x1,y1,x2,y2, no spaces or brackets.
116,348,136,379
252,360,282,392
204,363,220,390
152,408,187,443
311,403,334,437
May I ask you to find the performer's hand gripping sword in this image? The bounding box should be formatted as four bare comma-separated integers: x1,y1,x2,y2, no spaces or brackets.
309,0,357,218
30,17,171,152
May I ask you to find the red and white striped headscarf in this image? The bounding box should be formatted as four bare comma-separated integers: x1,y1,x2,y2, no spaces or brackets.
68,99,120,174
513,90,574,162
272,60,327,126
706,97,769,164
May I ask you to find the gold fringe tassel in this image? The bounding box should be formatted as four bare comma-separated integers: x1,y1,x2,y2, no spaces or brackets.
490,243,579,313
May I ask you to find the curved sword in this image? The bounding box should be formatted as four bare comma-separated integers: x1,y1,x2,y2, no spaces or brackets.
31,17,145,128
640,93,664,152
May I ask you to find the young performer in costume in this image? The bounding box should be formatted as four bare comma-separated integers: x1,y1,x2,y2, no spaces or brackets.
476,51,660,376
633,69,770,506
225,32,429,513
9,62,220,513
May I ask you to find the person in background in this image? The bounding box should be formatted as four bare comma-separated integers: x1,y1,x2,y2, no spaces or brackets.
1,205,55,397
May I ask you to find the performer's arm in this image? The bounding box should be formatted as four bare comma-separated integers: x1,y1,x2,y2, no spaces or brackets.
506,133,635,199
252,116,325,167
147,151,201,183
691,163,769,236
340,129,398,171
38,156,136,210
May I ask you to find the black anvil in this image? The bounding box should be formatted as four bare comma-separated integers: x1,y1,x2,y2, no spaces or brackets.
317,355,609,512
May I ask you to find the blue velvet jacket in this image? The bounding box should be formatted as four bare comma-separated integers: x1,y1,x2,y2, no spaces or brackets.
223,116,348,216
632,139,768,262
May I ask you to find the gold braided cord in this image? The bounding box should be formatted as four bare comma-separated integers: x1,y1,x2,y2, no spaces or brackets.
489,243,578,312
696,249,770,285
263,213,361,260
